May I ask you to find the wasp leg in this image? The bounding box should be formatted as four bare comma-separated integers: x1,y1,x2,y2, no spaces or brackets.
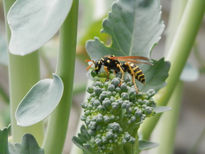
104,66,110,80
86,64,93,71
113,70,116,76
125,62,139,93
132,75,138,93
117,64,124,86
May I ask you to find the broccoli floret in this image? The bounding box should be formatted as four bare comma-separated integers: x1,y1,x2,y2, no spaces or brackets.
73,73,156,154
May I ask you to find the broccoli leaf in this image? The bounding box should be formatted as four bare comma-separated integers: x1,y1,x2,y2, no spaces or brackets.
86,0,164,60
8,0,73,55
0,126,9,154
138,58,170,92
16,74,64,126
9,134,44,154
139,140,158,151
1,127,44,154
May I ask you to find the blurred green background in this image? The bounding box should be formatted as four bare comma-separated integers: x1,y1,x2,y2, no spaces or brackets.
0,0,204,153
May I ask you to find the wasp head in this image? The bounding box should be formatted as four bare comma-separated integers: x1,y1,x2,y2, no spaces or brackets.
86,59,102,74
93,60,102,74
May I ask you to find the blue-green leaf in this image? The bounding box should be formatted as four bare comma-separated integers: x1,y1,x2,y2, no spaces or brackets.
139,58,170,92
180,63,199,82
7,0,73,55
9,134,44,154
139,140,158,151
153,106,171,114
0,126,9,154
16,74,64,126
72,137,86,152
86,0,164,59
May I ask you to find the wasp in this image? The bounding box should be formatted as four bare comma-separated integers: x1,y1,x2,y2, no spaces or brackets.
86,56,152,93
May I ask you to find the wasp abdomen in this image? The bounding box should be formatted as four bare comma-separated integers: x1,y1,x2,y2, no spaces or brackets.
131,65,145,84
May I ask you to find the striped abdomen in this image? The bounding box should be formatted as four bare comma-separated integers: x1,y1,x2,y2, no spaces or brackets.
130,64,145,84
122,62,145,84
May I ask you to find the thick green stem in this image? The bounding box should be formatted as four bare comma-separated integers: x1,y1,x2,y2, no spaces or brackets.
123,128,140,154
113,146,126,154
40,50,53,77
123,144,133,154
165,0,188,52
3,0,44,144
9,53,44,144
151,82,183,154
43,1,79,154
140,0,205,140
149,1,186,153
133,136,140,154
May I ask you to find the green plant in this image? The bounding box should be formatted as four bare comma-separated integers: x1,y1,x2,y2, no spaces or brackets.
0,0,204,154
72,73,168,154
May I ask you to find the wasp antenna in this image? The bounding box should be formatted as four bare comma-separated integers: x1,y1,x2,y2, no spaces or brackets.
85,59,93,62
110,56,150,61
86,64,93,71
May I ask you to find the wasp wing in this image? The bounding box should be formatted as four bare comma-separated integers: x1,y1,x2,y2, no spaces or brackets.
110,56,149,61
120,60,152,65
109,56,152,65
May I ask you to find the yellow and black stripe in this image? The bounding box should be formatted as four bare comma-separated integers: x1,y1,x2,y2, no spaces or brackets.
133,66,145,84
129,64,145,84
